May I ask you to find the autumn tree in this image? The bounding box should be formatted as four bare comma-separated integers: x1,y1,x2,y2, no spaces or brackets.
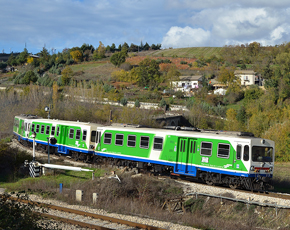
61,66,73,85
93,41,106,60
70,50,83,62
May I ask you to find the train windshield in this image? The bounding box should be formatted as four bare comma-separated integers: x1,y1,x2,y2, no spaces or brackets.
252,146,273,162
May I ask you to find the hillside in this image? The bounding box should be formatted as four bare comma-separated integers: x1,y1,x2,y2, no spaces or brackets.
150,47,224,58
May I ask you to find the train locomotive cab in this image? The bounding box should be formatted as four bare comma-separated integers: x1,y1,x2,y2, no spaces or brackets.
248,138,274,190
235,137,274,190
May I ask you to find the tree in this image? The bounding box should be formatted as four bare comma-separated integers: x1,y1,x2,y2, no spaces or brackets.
7,53,17,66
93,41,106,60
21,70,38,85
70,50,83,62
61,66,73,85
120,97,128,106
110,51,127,67
17,48,29,65
136,57,161,89
143,42,150,50
129,43,138,52
135,99,140,108
165,64,180,88
110,43,116,53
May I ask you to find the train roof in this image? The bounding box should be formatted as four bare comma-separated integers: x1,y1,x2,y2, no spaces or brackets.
104,123,259,141
15,115,102,127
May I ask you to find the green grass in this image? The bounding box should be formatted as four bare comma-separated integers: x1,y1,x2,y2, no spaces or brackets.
1,167,105,192
151,47,224,59
273,162,290,193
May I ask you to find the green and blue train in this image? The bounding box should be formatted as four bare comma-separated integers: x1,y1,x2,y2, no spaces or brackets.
13,115,275,190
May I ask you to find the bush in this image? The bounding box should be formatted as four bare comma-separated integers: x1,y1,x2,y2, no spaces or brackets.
120,97,128,106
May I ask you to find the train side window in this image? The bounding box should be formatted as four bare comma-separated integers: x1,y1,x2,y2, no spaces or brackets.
217,143,230,158
24,123,27,131
200,142,212,156
140,136,149,149
236,145,242,160
104,133,112,144
82,130,87,141
190,141,196,154
153,137,163,150
56,127,60,136
36,124,40,133
115,134,123,146
243,145,249,161
51,126,55,136
69,129,74,139
41,125,45,134
127,135,136,147
31,124,35,132
91,131,96,142
46,125,50,135
76,129,81,140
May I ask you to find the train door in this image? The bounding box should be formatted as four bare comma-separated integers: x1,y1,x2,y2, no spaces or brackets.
176,137,197,174
233,142,247,171
95,129,102,151
58,125,68,153
188,138,197,174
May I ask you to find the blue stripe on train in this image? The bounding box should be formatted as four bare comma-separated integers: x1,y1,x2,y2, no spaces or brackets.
96,151,272,178
14,132,94,155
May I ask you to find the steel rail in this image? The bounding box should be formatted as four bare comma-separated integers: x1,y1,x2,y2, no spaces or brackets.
3,195,166,230
35,212,115,230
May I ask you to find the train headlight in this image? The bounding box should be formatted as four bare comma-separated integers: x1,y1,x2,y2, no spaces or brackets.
250,166,255,171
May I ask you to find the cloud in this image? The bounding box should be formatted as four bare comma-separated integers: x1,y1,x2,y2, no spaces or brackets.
162,26,211,48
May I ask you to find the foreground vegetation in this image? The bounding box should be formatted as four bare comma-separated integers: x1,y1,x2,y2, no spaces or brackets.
1,141,290,230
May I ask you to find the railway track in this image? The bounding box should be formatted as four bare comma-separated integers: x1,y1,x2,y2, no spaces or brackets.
2,195,167,230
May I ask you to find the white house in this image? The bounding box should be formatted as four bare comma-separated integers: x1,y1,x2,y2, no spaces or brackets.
171,75,203,92
234,70,261,86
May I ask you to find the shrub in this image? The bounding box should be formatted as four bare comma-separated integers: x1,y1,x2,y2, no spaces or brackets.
120,97,128,106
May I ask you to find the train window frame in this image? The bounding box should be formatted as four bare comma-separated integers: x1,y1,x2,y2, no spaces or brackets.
56,127,60,136
46,125,50,135
91,131,96,142
127,135,136,147
82,130,87,141
36,124,40,133
104,132,112,144
153,137,163,150
51,126,55,136
200,142,212,156
217,143,230,159
31,124,35,132
243,145,249,161
76,129,81,140
140,136,150,149
236,145,242,160
69,128,74,139
40,125,45,134
115,134,124,146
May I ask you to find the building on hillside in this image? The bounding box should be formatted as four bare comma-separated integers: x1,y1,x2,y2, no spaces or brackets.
171,75,203,92
234,70,262,86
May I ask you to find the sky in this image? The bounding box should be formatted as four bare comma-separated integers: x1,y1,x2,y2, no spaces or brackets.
1,0,290,54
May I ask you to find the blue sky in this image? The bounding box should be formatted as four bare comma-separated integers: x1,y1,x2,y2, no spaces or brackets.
1,0,290,54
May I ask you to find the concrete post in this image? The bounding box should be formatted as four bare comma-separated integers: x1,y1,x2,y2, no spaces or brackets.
93,193,98,204
76,190,83,202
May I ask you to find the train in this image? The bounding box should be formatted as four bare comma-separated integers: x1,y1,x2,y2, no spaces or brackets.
13,114,275,190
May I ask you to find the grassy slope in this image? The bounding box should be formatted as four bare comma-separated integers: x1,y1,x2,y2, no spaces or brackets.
150,47,224,59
